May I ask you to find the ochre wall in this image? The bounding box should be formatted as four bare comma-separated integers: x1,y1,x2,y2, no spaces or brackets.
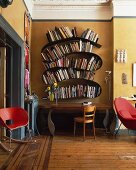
31,21,113,104
0,0,26,40
113,18,136,99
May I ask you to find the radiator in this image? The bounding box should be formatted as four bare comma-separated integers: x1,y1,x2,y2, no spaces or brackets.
25,94,39,136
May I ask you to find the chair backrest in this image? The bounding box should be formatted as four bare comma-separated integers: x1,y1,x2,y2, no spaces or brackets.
114,97,136,117
0,107,29,129
83,105,96,120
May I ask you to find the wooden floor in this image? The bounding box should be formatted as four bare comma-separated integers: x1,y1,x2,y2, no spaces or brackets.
0,130,136,170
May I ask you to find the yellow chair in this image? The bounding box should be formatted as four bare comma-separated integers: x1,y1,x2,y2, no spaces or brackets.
74,105,96,140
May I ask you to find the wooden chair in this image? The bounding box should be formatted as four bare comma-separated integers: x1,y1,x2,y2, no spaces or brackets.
74,105,96,140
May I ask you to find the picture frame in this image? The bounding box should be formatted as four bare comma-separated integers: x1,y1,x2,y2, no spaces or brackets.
133,63,136,86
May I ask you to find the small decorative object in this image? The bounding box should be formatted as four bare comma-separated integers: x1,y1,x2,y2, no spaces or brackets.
49,92,54,101
122,73,128,84
82,101,92,106
45,82,58,102
105,71,112,103
116,49,127,63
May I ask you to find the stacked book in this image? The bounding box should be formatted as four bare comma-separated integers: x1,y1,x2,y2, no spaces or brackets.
42,68,95,85
42,56,101,72
81,28,99,43
52,85,101,99
41,40,94,62
46,26,77,42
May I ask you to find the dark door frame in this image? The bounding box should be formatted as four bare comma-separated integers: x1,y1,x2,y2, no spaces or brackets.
0,15,24,107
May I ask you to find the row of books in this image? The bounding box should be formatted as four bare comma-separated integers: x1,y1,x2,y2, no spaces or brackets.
46,26,99,43
43,56,101,72
81,28,99,43
42,40,93,62
42,68,95,85
46,26,77,42
51,85,101,99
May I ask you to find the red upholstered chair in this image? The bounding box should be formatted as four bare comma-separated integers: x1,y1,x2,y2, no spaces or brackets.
0,107,32,152
114,97,136,136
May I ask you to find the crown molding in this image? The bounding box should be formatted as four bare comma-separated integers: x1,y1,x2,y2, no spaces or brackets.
112,0,136,17
24,0,136,20
30,0,112,20
32,5,112,20
23,0,33,16
32,0,110,6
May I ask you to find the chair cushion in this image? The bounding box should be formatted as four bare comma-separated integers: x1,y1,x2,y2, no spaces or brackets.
130,110,136,118
118,110,133,119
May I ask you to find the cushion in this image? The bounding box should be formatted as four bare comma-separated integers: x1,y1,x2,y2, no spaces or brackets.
118,110,133,119
130,110,136,118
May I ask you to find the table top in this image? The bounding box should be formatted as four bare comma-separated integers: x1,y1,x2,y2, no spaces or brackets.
121,97,136,101
39,100,113,111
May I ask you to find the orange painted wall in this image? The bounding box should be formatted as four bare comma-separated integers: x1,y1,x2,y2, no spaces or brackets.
113,18,136,99
31,21,113,104
1,0,26,40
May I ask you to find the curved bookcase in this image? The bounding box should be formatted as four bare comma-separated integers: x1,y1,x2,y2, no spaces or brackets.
41,27,102,100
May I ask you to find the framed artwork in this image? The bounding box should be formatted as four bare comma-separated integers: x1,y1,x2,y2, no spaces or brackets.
24,11,30,45
133,63,136,87
24,11,31,95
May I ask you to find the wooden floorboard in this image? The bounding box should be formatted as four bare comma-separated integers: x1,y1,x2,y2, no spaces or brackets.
0,130,136,170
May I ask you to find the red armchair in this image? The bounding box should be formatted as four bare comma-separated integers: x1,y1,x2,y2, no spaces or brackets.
114,97,136,136
0,107,32,152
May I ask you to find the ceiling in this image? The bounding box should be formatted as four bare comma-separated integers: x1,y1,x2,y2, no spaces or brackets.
24,0,136,20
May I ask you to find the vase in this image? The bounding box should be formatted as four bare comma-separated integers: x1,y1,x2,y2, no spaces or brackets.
49,93,54,101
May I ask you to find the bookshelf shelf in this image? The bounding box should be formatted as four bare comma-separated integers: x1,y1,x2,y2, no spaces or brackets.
41,26,102,100
42,52,102,72
41,37,101,51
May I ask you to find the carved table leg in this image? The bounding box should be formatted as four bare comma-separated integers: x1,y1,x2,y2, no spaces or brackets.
48,109,55,136
103,109,110,133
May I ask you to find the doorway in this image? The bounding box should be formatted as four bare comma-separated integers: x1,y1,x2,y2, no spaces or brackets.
0,15,24,108
0,15,25,139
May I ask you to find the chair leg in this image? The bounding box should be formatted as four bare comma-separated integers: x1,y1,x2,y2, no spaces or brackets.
26,126,32,140
0,127,5,141
83,123,86,141
115,122,122,137
9,130,12,150
74,121,76,136
93,123,96,140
